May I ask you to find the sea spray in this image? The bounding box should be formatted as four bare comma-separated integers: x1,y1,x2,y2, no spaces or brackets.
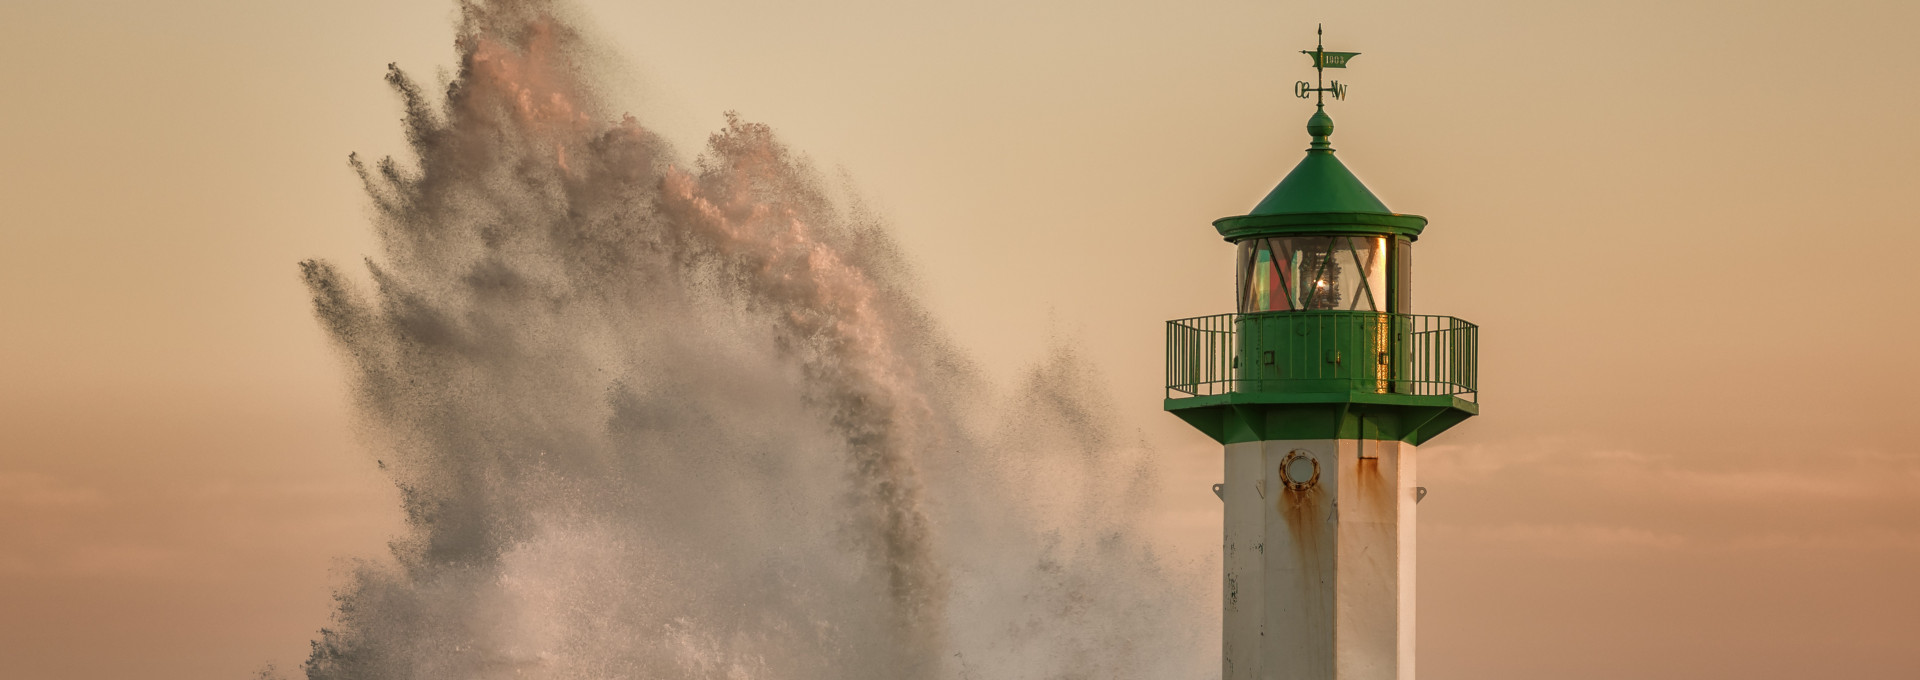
299,1,1208,678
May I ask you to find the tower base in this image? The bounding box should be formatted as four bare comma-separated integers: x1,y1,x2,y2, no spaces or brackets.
1222,438,1416,680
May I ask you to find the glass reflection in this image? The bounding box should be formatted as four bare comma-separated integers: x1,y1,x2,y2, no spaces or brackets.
1237,236,1388,313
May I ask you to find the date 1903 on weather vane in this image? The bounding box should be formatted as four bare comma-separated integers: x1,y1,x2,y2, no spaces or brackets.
1294,24,1357,103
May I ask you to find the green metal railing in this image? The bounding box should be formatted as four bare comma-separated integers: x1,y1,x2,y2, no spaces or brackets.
1166,312,1477,400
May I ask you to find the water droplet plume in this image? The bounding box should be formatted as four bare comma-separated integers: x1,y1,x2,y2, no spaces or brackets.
298,2,1209,678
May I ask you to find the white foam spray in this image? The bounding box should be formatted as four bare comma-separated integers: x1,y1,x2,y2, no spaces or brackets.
298,2,1209,678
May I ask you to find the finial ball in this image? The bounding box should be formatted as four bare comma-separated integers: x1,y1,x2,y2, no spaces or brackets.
1307,108,1335,138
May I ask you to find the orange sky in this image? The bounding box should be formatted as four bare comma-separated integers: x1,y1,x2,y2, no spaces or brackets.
3,1,1918,678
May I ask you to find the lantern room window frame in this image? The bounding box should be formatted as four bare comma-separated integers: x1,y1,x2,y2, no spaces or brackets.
1235,234,1410,314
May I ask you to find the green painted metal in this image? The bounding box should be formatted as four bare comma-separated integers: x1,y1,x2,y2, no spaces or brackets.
1166,32,1477,447
1249,140,1390,216
1164,312,1477,445
1295,25,1356,104
1215,212,1426,242
1305,51,1360,69
1167,312,1476,398
1164,394,1476,445
1211,109,1428,244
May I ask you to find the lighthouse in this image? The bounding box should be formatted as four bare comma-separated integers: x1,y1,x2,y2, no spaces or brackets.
1164,28,1479,680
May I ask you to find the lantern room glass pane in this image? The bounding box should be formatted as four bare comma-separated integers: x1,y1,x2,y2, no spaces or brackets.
1237,236,1388,313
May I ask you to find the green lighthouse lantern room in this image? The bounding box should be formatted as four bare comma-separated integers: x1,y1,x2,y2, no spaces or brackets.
1164,75,1477,446
1166,28,1479,680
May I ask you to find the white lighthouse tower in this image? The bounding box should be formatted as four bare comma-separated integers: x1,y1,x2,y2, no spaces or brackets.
1163,29,1479,680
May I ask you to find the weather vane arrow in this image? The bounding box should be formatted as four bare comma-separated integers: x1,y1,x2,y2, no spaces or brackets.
1295,24,1358,105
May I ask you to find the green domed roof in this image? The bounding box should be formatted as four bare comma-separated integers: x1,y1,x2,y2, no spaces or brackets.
1249,148,1391,215
1214,106,1427,242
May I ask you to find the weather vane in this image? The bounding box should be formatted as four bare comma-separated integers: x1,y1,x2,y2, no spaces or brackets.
1295,24,1359,105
